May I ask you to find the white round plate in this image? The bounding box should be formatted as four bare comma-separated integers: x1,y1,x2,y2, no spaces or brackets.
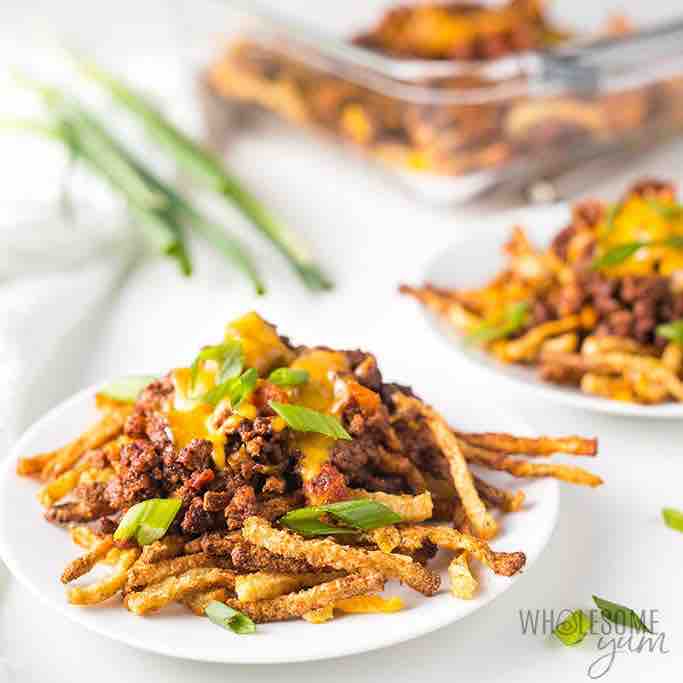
0,382,558,664
421,206,683,419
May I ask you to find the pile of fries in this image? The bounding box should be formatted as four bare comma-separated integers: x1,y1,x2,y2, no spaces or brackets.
17,313,600,626
402,179,683,405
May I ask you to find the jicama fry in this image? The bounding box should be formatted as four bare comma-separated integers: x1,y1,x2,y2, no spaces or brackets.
234,571,341,602
181,588,231,616
334,594,404,614
226,571,385,623
41,409,130,480
494,316,580,362
230,540,324,575
125,553,215,592
455,431,598,457
348,489,433,523
61,536,115,583
394,393,497,540
473,475,526,512
16,451,58,477
242,517,440,596
125,568,237,615
375,449,426,493
69,526,121,566
463,445,603,487
303,606,334,623
396,524,526,576
140,534,187,564
364,526,402,553
68,548,140,605
448,552,478,599
399,284,482,333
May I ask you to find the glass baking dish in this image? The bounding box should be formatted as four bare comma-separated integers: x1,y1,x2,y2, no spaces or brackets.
186,1,683,203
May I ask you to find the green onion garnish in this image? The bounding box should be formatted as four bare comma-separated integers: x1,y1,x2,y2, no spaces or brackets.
113,498,182,545
465,301,529,346
269,401,351,440
204,601,256,634
656,320,683,345
99,375,157,403
75,55,331,292
203,368,258,408
592,236,683,269
662,507,683,533
190,340,243,389
280,499,401,536
592,596,651,633
268,368,310,387
552,609,591,646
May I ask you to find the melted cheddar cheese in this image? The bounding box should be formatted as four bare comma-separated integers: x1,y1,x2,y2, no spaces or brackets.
226,311,293,375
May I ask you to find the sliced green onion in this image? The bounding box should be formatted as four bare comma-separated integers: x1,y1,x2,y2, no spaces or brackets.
280,499,401,536
113,498,182,545
662,507,683,532
592,596,651,633
203,368,258,408
205,600,255,634
190,340,243,389
99,375,157,403
465,301,529,346
269,401,351,440
592,236,683,269
553,609,591,646
76,55,331,291
268,368,310,387
656,320,683,345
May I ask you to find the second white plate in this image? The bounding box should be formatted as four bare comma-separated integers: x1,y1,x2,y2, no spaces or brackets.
419,207,683,419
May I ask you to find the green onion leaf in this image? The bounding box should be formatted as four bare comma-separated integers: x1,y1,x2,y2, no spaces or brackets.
465,301,529,346
553,609,591,646
113,498,182,545
280,499,401,536
269,401,351,440
592,596,651,633
205,600,256,634
99,375,157,403
203,368,258,408
268,368,310,387
662,507,683,532
656,320,683,345
591,241,647,269
190,340,243,389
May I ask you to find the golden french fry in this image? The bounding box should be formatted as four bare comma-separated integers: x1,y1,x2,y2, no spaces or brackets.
139,535,188,564
448,552,478,599
242,517,440,596
394,394,497,540
125,553,216,592
495,316,580,362
397,524,525,577
126,568,236,616
69,526,121,566
363,526,402,553
181,588,231,616
303,606,334,624
456,431,598,457
41,409,130,480
661,342,683,374
473,475,525,512
235,572,341,603
349,489,433,523
541,333,578,354
399,285,482,333
375,449,426,493
227,571,385,623
61,536,115,584
68,548,140,605
16,451,58,477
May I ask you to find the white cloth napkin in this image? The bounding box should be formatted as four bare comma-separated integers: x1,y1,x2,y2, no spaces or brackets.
0,202,136,455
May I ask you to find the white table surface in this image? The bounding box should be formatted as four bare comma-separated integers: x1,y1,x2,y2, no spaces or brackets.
1,2,683,681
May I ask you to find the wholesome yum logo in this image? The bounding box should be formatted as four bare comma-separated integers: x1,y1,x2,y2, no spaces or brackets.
519,608,669,679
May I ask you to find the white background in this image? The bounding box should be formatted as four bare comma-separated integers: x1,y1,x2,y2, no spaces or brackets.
1,1,682,681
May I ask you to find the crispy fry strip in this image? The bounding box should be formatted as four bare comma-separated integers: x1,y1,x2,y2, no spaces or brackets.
375,449,426,493
61,536,115,584
67,548,140,605
125,568,237,615
348,489,433,523
231,541,326,574
303,606,335,623
397,524,526,577
473,475,526,513
456,431,597,457
448,552,478,599
69,526,121,566
235,571,342,602
126,553,216,592
140,535,187,564
16,451,56,477
394,393,497,540
40,408,130,480
242,517,440,596
227,571,385,623
181,588,231,616
495,316,581,362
